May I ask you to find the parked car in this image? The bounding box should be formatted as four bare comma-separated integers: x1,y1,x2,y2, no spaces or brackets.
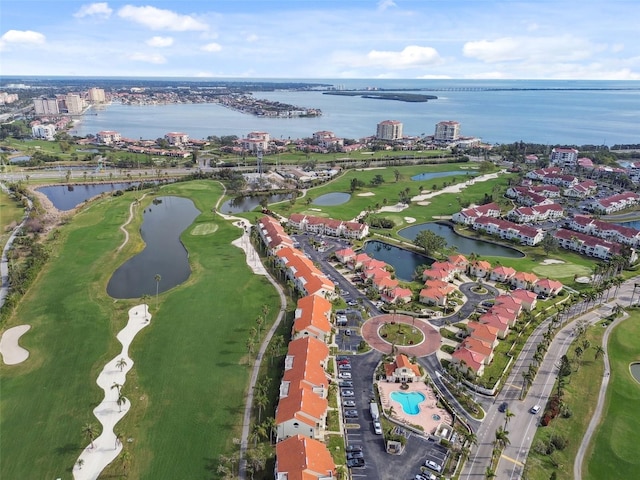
339,363,351,370
338,372,352,379
337,359,350,365
339,381,353,388
530,404,541,414
344,409,359,417
346,445,363,453
343,400,356,408
347,451,364,460
373,420,383,435
341,389,355,397
416,473,436,480
425,460,442,473
347,458,365,468
498,402,508,413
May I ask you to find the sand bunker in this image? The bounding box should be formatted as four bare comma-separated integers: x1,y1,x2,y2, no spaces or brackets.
378,203,409,213
417,201,431,206
0,324,31,365
357,192,376,197
575,276,593,284
540,259,565,265
411,171,504,202
404,217,417,224
73,305,151,480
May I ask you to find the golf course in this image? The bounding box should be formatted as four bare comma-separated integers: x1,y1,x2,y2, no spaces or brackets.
0,180,281,479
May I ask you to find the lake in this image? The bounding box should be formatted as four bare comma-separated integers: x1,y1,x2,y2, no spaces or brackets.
361,240,433,282
313,192,351,206
37,183,137,211
107,196,200,299
411,170,476,182
398,222,525,258
220,193,291,214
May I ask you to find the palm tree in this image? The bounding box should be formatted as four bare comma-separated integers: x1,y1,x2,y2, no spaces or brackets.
82,422,98,449
111,382,123,394
141,294,151,317
121,450,131,475
117,393,127,412
154,274,161,309
494,426,511,450
254,390,268,422
116,357,127,372
594,345,605,360
485,467,497,479
504,408,515,429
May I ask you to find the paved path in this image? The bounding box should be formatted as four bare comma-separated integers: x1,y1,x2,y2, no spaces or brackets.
573,311,626,479
361,313,441,356
116,193,148,252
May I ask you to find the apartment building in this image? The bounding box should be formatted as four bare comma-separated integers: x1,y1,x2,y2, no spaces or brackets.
434,121,460,142
376,120,403,141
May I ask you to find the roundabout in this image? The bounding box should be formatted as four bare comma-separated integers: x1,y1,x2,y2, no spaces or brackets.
361,313,440,356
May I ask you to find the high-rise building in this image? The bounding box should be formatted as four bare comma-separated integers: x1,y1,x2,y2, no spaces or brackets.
434,121,460,142
88,87,106,103
64,94,84,115
376,120,403,141
33,97,60,115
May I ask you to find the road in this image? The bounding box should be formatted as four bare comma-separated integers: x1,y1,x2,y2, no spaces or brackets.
461,279,637,480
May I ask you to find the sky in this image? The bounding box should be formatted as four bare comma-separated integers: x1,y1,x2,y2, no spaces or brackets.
1,0,639,80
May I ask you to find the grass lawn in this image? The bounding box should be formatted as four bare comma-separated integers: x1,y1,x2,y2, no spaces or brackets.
526,321,606,480
0,180,281,479
583,312,640,480
0,189,24,250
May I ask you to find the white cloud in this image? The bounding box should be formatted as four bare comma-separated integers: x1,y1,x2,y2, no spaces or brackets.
127,52,166,64
146,36,174,48
118,5,208,31
365,45,441,69
246,34,259,43
463,35,598,63
74,2,113,19
0,30,46,51
201,42,222,52
377,0,397,12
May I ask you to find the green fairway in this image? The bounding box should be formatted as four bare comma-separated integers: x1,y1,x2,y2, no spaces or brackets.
531,263,592,279
191,222,219,235
0,180,281,479
584,313,640,479
0,189,24,250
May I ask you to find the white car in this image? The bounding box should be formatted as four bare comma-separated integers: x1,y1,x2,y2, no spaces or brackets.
373,420,382,435
425,460,442,473
338,372,352,379
530,404,541,414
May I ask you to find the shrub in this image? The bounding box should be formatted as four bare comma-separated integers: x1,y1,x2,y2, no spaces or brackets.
550,433,568,451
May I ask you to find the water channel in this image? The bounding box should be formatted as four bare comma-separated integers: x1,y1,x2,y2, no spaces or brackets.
398,222,524,258
107,196,200,299
361,240,433,282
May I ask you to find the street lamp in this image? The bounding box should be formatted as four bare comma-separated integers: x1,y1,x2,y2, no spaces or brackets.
630,283,640,307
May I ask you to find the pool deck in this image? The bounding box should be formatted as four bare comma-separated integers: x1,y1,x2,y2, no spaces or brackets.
378,381,452,435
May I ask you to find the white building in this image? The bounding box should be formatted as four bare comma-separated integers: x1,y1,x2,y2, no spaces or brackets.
64,94,84,115
32,124,56,141
88,87,106,103
33,97,60,115
434,121,460,142
549,147,579,167
164,132,189,146
376,120,403,141
96,130,121,145
242,131,270,153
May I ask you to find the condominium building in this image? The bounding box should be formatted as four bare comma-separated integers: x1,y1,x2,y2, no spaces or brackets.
376,120,403,141
242,131,270,153
64,94,84,115
96,130,122,145
33,97,60,115
549,147,579,167
434,121,460,142
164,132,189,146
88,87,106,103
32,124,56,141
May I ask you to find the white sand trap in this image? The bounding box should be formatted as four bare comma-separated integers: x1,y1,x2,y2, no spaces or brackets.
310,208,322,211
575,276,593,284
0,324,31,365
411,171,504,202
357,192,376,197
404,217,417,224
417,201,431,206
541,259,565,265
73,305,151,480
378,203,409,213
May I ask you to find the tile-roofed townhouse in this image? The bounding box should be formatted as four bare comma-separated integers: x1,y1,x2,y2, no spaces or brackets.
334,247,356,264
494,295,523,317
276,248,335,298
460,337,494,363
348,253,372,271
451,347,486,376
423,261,457,282
341,221,369,239
555,228,633,261
384,354,422,382
374,275,399,293
257,216,295,254
593,192,640,214
478,312,510,339
275,434,336,480
448,254,469,270
541,173,579,188
322,218,343,237
277,338,330,441
451,202,501,225
419,284,456,306
362,266,390,283
530,184,561,198
490,306,519,327
525,167,561,181
468,260,492,278
473,217,544,246
510,271,539,290
293,295,333,342
490,266,517,282
564,180,597,198
288,213,308,231
510,289,538,311
567,215,597,234
304,216,328,235
534,279,564,297
362,258,388,271
524,154,539,165
593,221,640,248
467,322,500,348
382,286,413,304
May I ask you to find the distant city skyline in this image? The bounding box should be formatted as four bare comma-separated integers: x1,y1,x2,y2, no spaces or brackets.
1,1,639,80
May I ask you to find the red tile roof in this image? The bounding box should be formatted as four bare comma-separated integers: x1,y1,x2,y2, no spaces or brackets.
276,435,336,480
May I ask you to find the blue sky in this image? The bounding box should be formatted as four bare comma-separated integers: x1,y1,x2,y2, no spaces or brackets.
1,0,639,79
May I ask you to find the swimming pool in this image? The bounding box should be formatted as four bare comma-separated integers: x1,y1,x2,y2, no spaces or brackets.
390,391,426,415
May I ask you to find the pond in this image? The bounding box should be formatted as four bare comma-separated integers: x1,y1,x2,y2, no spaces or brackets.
361,240,433,282
313,192,351,206
220,193,291,214
631,362,640,383
398,222,525,258
107,196,200,299
617,220,640,230
410,170,476,181
10,156,31,163
37,183,139,211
